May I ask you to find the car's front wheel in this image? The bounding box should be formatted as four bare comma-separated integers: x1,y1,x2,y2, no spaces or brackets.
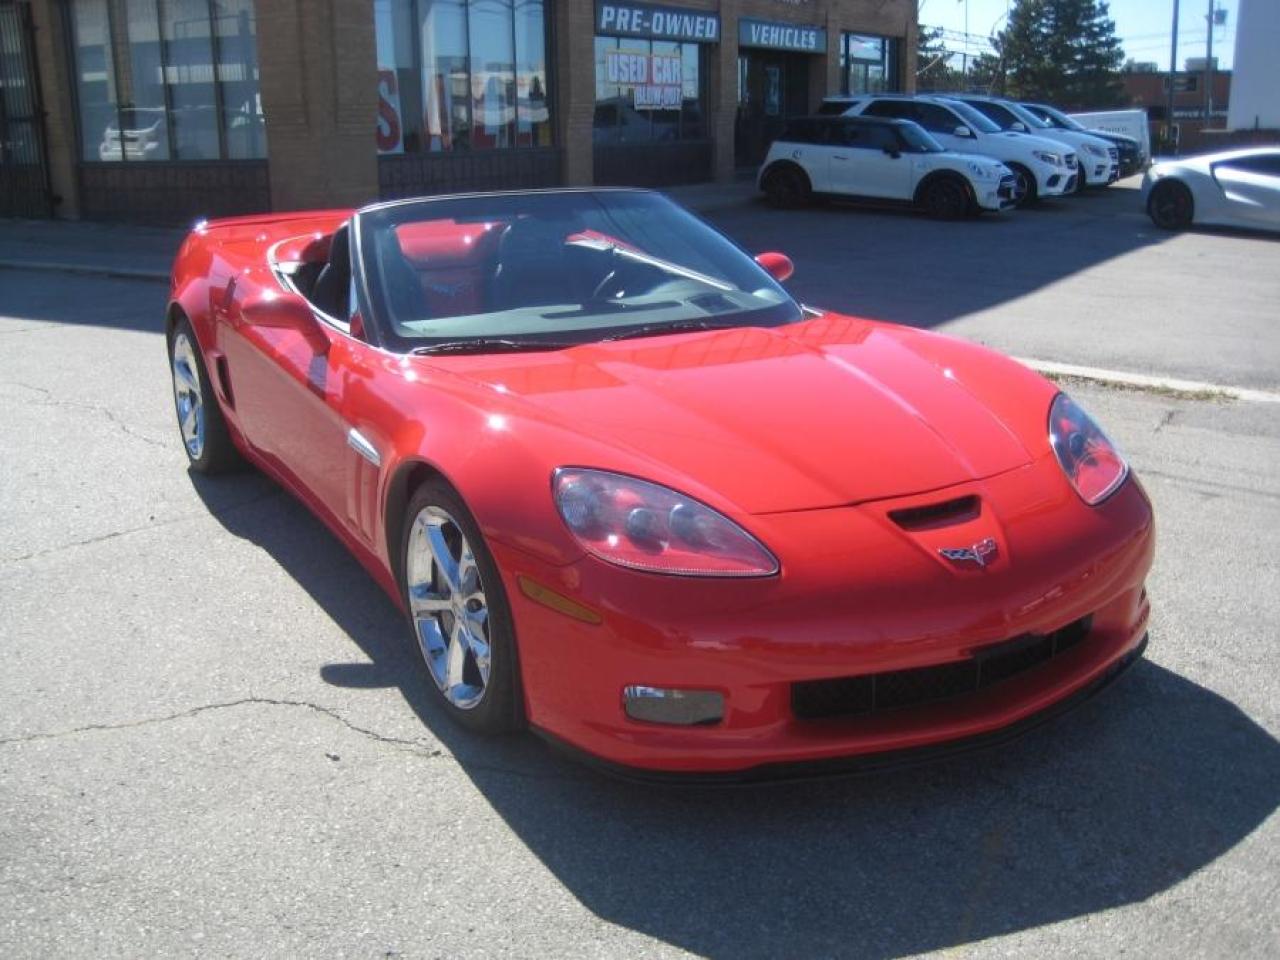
1148,180,1194,230
922,175,973,220
167,315,242,473
1007,163,1038,207
400,479,522,733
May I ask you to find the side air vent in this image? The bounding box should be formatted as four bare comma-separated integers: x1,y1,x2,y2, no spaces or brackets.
888,495,980,531
215,355,234,409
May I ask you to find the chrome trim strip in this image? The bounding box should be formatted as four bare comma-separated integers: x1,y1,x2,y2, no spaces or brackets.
346,427,381,468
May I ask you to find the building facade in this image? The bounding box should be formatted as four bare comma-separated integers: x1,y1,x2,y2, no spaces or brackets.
0,0,915,222
1228,0,1280,133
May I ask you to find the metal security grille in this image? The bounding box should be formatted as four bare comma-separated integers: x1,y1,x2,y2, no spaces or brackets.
0,0,51,218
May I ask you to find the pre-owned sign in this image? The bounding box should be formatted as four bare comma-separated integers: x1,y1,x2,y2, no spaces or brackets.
738,18,826,53
596,2,720,43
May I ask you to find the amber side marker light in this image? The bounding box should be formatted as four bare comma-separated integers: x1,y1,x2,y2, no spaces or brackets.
517,575,603,625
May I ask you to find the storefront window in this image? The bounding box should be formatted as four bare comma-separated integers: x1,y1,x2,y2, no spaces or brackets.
841,33,899,95
593,36,705,144
375,0,551,154
68,0,266,162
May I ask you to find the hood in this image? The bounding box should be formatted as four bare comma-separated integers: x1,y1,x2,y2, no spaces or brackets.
996,131,1072,154
447,319,1036,514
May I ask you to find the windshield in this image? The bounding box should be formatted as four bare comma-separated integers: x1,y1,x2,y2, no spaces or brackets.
356,191,801,353
946,100,1002,134
1006,101,1054,130
1032,104,1085,131
897,121,946,153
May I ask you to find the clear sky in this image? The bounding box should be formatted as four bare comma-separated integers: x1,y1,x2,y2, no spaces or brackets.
917,0,1238,71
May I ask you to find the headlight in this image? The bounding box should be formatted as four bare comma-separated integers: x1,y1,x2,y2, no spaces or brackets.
966,161,998,179
1084,143,1107,157
1049,394,1129,505
553,468,779,577
1032,150,1063,166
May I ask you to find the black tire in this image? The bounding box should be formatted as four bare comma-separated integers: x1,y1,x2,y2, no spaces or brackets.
1072,167,1087,194
399,478,522,734
922,175,973,220
1148,180,1194,230
167,314,243,474
763,165,811,208
1007,163,1039,208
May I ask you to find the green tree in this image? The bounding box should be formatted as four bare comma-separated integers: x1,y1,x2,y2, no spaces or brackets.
916,25,962,93
982,0,1125,108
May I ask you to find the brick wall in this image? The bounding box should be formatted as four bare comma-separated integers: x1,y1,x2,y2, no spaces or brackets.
257,0,379,210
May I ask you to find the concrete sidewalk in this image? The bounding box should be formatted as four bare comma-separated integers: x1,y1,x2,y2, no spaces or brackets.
0,179,761,283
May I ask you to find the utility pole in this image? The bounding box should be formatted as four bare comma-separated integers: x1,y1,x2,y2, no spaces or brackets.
1203,0,1214,122
1166,0,1180,154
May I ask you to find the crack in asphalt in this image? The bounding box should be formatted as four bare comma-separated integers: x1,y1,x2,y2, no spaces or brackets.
0,697,593,784
0,697,443,753
0,488,286,566
0,379,170,449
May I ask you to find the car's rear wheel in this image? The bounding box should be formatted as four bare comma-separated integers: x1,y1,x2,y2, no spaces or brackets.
1148,180,1194,230
922,176,972,220
1007,163,1038,207
400,479,521,733
167,315,242,473
763,166,811,208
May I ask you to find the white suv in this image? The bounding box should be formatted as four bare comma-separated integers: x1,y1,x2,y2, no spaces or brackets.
757,115,1016,219
823,95,1078,206
946,95,1118,188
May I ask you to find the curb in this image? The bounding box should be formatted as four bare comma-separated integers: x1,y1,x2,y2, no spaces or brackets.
0,259,168,282
1018,357,1280,404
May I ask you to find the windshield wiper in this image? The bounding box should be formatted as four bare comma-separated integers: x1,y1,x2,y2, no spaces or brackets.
599,319,742,343
410,337,568,356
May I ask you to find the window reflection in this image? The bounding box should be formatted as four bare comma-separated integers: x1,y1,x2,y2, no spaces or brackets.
842,34,899,96
68,0,266,162
375,0,551,154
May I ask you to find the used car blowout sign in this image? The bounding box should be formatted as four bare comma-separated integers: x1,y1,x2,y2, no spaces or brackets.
605,50,683,109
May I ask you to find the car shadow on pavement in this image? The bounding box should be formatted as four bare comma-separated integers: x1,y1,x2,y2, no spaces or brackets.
193,471,1280,960
707,188,1176,330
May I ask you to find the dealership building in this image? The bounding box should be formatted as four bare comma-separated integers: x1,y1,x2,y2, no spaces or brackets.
0,0,916,223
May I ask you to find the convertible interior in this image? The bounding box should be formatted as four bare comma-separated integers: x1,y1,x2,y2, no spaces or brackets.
284,215,751,336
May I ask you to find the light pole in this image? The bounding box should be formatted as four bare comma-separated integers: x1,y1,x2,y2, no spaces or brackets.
1166,0,1180,154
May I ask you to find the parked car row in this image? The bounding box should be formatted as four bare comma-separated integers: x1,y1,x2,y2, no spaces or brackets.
759,93,1146,220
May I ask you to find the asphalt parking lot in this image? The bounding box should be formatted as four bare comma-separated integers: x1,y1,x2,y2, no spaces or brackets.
2,182,1278,958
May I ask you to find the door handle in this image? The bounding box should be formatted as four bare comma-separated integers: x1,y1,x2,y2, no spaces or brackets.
832,154,849,160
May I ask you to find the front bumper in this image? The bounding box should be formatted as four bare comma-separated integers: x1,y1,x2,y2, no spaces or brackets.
501,457,1155,776
980,174,1018,211
1037,167,1074,197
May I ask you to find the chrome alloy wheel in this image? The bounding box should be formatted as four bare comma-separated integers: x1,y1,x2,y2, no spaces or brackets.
170,332,205,459
406,506,492,709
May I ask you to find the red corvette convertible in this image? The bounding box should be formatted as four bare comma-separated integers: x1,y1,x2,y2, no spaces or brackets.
167,189,1153,778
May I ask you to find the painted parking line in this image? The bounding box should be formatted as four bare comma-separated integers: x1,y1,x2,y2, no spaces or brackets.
1018,357,1280,404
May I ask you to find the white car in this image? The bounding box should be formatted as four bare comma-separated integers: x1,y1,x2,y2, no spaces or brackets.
945,95,1118,188
823,95,1078,206
757,115,1016,219
98,107,169,162
1142,146,1280,233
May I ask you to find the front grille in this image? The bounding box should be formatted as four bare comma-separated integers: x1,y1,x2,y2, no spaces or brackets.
1107,146,1119,162
1065,152,1077,168
791,616,1093,721
997,175,1016,199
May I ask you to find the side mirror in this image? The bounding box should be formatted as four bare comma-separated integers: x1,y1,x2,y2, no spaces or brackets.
240,289,331,355
953,125,972,138
755,251,794,283
883,146,902,159
1011,121,1027,132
